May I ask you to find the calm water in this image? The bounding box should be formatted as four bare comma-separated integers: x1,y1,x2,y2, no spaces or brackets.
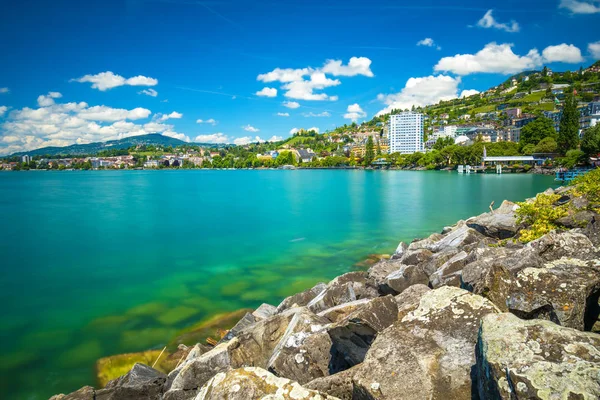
0,170,556,399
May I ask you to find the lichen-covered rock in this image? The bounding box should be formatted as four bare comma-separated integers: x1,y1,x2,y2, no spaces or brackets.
367,259,403,294
195,367,340,399
317,298,372,323
96,363,166,400
328,295,398,371
527,230,597,261
419,247,461,277
407,232,444,251
429,225,484,253
308,287,500,399
394,284,430,319
219,312,256,342
383,264,429,295
466,201,519,239
306,272,378,313
277,283,327,313
399,248,433,266
267,309,332,384
583,215,600,247
476,313,600,400
252,303,277,321
49,386,95,400
556,210,598,229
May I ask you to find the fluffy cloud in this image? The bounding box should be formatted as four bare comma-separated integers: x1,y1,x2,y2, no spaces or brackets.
290,128,300,135
283,101,300,109
232,135,282,145
376,75,475,116
243,124,259,132
194,133,229,144
0,106,7,116
542,43,585,63
290,127,319,134
258,57,372,101
277,112,290,117
589,41,600,58
256,87,277,97
460,89,481,98
71,71,158,91
434,43,542,75
303,111,330,117
37,92,63,107
344,104,367,121
321,57,374,77
268,135,283,142
139,88,158,97
417,38,441,50
559,0,600,14
197,118,217,125
159,111,183,121
476,10,520,32
0,87,9,94
0,97,194,155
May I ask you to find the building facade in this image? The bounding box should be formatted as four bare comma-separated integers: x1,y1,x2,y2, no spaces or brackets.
388,112,424,154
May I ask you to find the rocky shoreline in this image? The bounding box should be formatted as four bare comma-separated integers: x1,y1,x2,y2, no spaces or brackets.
51,174,600,400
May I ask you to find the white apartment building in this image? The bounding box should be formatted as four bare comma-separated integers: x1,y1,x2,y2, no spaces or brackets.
389,112,424,154
443,125,457,138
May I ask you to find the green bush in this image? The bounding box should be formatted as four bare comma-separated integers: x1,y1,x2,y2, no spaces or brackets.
516,194,569,243
572,168,600,208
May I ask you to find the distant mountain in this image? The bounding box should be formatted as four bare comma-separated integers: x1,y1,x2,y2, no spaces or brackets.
10,134,227,157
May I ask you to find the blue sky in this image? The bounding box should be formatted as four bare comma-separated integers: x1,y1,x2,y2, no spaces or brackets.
0,0,599,154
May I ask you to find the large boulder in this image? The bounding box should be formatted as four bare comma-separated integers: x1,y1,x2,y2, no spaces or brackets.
327,295,398,371
308,287,500,400
367,259,403,294
428,225,483,253
399,248,433,266
277,283,327,313
49,386,95,400
429,250,474,288
306,272,379,313
252,303,277,321
219,312,256,342
317,298,372,323
383,264,429,295
476,313,600,400
466,201,519,239
526,230,597,261
394,284,430,320
267,309,332,384
195,367,340,399
96,363,166,400
583,215,600,246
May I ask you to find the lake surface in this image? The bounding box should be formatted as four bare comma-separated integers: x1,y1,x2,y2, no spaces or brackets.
0,170,556,399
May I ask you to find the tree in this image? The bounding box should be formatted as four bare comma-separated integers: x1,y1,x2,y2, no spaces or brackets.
581,124,600,157
519,117,557,149
364,136,374,166
521,144,536,155
534,137,558,154
558,93,580,154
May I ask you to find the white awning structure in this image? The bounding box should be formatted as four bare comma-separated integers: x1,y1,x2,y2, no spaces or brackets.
483,156,536,162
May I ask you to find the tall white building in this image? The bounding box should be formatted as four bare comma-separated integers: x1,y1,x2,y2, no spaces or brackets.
443,125,458,138
389,112,424,154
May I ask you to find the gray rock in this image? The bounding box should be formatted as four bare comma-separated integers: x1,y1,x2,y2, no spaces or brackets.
277,283,327,313
466,201,519,239
309,287,500,400
415,225,483,253
267,309,332,384
419,247,461,276
384,264,429,295
476,313,600,400
527,230,597,261
407,233,444,251
219,312,256,342
367,259,403,293
583,215,600,246
196,367,341,399
251,303,277,321
391,241,408,259
306,272,379,313
556,210,598,229
96,363,166,400
394,283,430,319
429,250,474,288
317,298,372,323
399,248,433,265
49,386,95,400
327,295,398,372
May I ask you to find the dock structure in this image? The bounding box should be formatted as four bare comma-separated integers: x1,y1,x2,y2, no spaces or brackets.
555,169,592,182
482,155,553,174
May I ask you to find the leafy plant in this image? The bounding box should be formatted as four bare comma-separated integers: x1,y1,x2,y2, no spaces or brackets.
572,168,600,209
516,194,569,243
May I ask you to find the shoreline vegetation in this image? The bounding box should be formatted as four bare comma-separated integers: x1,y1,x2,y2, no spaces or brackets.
52,169,600,400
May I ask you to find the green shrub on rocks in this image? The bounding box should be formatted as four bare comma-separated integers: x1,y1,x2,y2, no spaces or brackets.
573,168,600,208
516,194,569,243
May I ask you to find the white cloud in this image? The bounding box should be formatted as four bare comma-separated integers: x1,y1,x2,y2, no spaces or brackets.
303,111,331,117
194,133,229,144
268,135,283,142
376,75,475,116
258,57,372,102
589,41,600,58
196,118,217,126
0,87,9,94
308,127,320,133
139,88,158,97
162,131,190,142
255,87,278,97
0,106,7,116
283,101,300,109
77,105,151,122
159,111,183,121
476,10,520,32
37,92,63,107
277,112,290,117
417,38,440,49
343,103,367,121
243,124,259,132
290,127,320,134
233,136,260,145
460,89,481,98
321,57,374,77
559,0,600,14
434,43,542,75
71,71,158,91
290,128,300,135
542,43,585,63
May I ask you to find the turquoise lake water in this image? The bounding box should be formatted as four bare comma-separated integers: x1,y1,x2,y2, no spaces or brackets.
0,170,557,399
